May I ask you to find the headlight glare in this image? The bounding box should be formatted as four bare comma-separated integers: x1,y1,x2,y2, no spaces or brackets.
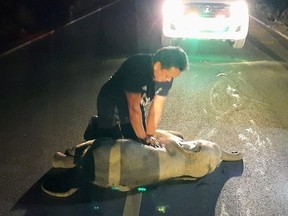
162,0,184,20
230,1,248,18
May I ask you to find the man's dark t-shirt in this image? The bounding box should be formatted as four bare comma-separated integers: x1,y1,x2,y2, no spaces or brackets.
97,54,173,128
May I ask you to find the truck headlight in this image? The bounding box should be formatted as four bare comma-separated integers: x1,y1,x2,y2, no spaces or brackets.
230,1,249,19
162,0,184,22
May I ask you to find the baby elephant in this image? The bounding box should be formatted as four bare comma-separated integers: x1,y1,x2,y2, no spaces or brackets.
43,130,243,197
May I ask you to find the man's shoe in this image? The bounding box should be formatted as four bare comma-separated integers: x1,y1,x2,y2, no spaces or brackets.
83,115,99,141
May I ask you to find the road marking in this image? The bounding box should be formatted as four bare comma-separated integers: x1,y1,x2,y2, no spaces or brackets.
0,0,121,58
250,15,288,41
122,192,142,216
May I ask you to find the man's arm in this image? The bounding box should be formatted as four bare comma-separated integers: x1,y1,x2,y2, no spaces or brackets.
125,91,147,139
146,95,167,136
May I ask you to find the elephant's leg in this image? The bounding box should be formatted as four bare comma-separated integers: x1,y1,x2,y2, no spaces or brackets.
53,140,94,169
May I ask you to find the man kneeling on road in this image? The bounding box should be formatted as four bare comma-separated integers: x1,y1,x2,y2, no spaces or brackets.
84,46,189,147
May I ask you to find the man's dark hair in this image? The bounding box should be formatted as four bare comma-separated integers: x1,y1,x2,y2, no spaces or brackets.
153,46,188,71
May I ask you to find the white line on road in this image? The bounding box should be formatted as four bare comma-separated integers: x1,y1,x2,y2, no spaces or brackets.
122,192,143,216
250,15,288,41
0,0,121,58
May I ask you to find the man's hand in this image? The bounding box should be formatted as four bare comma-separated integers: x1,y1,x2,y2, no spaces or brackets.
139,136,162,148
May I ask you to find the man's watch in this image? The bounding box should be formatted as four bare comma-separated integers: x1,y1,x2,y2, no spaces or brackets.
138,136,152,144
138,135,161,148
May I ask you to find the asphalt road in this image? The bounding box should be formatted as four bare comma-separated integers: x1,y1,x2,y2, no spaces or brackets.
1,0,288,215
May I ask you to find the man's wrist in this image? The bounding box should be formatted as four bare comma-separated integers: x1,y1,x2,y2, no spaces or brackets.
144,135,152,140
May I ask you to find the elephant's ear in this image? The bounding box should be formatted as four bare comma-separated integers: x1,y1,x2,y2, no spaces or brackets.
179,141,202,153
164,140,201,156
166,130,184,140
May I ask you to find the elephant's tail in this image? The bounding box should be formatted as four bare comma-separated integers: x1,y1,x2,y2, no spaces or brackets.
41,183,78,197
221,150,243,161
41,168,81,197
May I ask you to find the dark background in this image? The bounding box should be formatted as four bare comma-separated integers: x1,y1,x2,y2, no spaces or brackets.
0,0,110,53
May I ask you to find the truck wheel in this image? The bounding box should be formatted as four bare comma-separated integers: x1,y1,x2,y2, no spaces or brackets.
232,38,246,48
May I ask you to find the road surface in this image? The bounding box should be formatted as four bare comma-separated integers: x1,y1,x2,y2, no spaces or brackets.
0,0,288,215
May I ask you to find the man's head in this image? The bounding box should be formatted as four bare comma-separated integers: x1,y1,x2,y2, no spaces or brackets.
153,46,188,82
154,46,188,71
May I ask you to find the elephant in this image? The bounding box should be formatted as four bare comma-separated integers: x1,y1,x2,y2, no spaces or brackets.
42,129,243,197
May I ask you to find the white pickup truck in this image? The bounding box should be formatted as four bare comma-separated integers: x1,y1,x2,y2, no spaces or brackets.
161,0,249,48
